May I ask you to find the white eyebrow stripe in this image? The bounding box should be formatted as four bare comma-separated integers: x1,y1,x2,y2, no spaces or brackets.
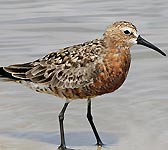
120,27,132,33
121,27,139,38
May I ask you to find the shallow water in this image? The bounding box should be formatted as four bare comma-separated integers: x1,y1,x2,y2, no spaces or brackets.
0,0,168,150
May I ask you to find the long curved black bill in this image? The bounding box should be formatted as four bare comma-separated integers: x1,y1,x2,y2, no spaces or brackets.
137,35,166,56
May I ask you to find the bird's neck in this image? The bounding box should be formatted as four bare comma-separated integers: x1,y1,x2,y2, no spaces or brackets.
106,38,128,50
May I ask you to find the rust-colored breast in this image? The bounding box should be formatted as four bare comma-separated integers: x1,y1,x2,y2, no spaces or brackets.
50,48,131,100
81,48,131,98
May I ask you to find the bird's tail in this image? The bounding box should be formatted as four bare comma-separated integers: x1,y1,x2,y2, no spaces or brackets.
0,63,32,81
0,67,15,79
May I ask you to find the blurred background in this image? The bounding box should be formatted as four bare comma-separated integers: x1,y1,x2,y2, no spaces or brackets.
0,0,168,150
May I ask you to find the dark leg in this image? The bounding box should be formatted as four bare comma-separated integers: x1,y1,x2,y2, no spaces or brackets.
87,98,104,147
58,102,74,150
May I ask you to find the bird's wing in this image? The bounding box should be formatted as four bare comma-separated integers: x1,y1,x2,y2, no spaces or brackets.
3,39,105,89
26,60,96,89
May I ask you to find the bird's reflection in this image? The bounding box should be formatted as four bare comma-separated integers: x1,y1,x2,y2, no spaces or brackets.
97,145,102,150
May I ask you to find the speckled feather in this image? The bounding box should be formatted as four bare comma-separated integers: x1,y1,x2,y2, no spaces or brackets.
1,21,135,100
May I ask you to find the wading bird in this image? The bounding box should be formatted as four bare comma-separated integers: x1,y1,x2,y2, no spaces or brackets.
0,21,166,150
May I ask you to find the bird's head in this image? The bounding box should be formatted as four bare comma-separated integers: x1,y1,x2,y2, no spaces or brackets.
104,21,166,56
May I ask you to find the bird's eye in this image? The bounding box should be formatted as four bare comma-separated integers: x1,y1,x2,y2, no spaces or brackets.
124,30,131,35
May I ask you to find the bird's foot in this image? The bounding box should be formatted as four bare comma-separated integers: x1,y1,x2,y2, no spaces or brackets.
58,145,76,150
96,141,105,147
